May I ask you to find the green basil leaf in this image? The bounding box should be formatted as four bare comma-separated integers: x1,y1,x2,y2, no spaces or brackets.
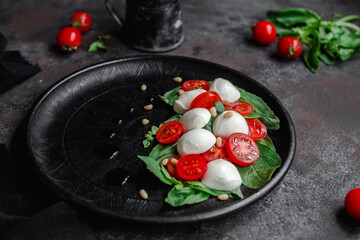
318,50,335,65
304,29,321,73
214,101,226,114
266,8,321,28
159,86,181,106
161,165,181,185
142,139,150,148
151,126,159,135
256,135,276,151
161,114,181,125
203,117,215,133
238,144,282,189
237,87,280,130
339,33,360,49
165,185,210,207
186,181,244,199
138,143,178,185
338,48,355,61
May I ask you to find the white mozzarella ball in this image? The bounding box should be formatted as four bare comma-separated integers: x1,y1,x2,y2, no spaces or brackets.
179,108,211,132
173,89,206,114
209,78,241,102
213,110,249,138
177,129,216,156
201,159,242,191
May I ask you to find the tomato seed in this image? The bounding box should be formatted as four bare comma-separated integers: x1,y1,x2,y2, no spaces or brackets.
178,89,184,95
144,104,153,110
216,137,222,148
223,112,233,119
141,84,147,92
142,119,150,125
139,189,148,199
162,158,169,166
210,107,217,117
173,77,182,83
218,194,229,201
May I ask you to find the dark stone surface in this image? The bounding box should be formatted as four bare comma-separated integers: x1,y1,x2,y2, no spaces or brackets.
0,0,359,239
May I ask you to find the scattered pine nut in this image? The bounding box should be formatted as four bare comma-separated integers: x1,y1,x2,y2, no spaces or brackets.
218,193,229,201
141,84,147,92
170,158,178,165
173,77,182,83
142,119,149,125
210,107,217,117
144,104,153,110
223,100,230,105
139,189,148,199
216,137,222,148
178,89,184,95
223,111,233,119
162,158,169,166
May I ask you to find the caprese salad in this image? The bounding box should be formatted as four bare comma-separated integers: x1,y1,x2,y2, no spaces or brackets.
138,78,281,207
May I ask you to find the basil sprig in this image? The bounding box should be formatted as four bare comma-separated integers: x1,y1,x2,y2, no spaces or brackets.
266,8,360,73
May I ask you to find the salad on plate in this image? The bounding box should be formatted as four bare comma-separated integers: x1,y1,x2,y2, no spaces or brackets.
138,78,281,207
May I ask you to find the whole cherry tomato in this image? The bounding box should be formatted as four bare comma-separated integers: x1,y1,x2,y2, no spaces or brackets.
56,27,81,52
71,11,92,34
277,36,302,59
252,20,277,45
345,188,360,220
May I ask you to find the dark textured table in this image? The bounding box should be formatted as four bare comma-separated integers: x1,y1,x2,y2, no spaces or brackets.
1,0,359,239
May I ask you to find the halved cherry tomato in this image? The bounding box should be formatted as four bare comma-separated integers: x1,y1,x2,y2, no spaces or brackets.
224,101,254,116
189,91,222,110
176,154,207,180
166,155,182,180
182,80,210,91
155,121,183,144
202,137,230,162
246,118,267,140
226,133,259,166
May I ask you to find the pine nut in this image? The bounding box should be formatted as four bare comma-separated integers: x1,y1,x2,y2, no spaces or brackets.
223,111,233,119
173,77,182,83
223,100,230,105
144,104,153,110
218,193,229,201
162,158,169,166
142,119,149,125
139,189,148,199
178,89,184,95
141,84,147,92
216,137,222,148
170,158,178,165
209,107,217,117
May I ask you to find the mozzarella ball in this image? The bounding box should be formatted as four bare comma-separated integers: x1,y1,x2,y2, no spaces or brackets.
177,129,216,156
213,110,249,138
173,89,206,114
209,78,241,102
201,159,242,191
179,108,211,132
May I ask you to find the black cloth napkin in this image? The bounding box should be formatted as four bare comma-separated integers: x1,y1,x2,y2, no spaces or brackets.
0,32,41,93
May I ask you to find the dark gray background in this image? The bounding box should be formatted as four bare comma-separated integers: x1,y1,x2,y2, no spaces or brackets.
0,0,359,239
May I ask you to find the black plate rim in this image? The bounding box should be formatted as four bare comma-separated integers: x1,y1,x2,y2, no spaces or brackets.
27,55,296,224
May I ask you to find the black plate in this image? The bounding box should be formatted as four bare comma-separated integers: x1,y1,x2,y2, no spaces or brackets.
27,55,296,224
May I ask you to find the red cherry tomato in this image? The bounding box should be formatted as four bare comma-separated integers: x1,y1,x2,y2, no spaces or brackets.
202,137,230,162
155,121,183,144
277,36,302,59
189,91,222,110
224,101,254,116
246,118,267,140
252,20,277,45
56,27,82,52
226,133,259,166
176,154,208,180
182,80,210,92
71,11,92,34
166,155,182,180
345,188,360,220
